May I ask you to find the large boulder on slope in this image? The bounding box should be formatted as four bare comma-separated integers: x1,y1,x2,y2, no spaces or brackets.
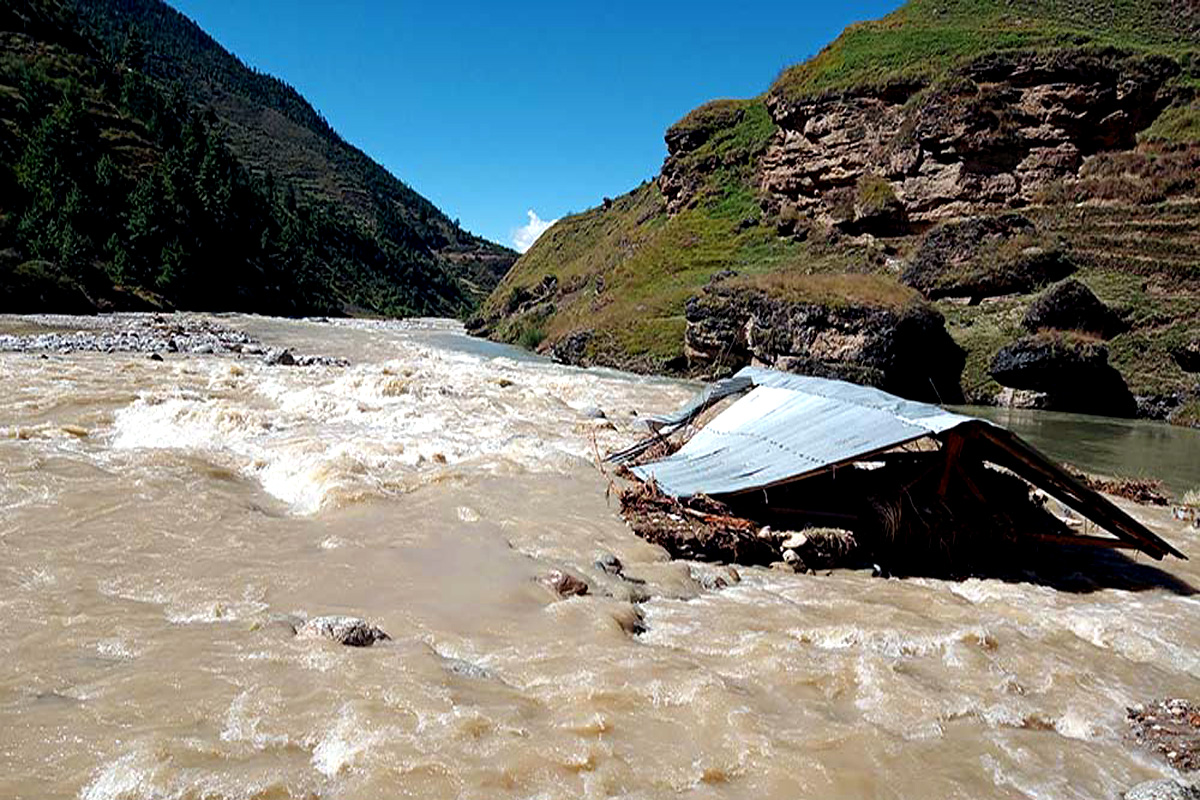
1022,279,1125,338
685,275,965,403
1171,339,1200,373
989,334,1136,416
901,215,1076,300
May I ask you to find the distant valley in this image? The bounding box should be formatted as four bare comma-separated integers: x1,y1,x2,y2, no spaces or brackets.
0,0,515,317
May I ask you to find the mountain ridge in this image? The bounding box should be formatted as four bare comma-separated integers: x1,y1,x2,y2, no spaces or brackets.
0,0,515,316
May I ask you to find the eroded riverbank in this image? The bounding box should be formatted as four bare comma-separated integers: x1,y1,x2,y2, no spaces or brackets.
1,314,1197,800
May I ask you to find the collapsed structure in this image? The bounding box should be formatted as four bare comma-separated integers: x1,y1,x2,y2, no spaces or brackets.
610,367,1183,577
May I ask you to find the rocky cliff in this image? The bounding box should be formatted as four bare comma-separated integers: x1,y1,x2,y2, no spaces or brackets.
752,50,1181,230
476,0,1199,421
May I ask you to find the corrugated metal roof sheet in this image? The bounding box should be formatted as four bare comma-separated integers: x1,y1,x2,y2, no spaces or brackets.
630,367,982,498
625,367,1183,561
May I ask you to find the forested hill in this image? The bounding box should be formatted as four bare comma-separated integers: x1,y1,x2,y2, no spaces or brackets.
0,0,516,316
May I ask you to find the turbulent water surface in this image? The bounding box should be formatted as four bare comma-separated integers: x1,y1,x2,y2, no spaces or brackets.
1,314,1197,800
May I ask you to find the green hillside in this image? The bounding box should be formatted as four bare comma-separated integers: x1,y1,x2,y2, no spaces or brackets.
475,0,1199,418
0,0,515,316
771,0,1198,103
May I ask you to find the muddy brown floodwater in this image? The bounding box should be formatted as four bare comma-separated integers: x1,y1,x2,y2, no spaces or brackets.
1,314,1197,800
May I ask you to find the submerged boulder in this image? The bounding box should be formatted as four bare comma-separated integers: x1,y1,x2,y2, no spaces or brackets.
1022,279,1125,338
263,347,295,366
295,615,390,647
990,334,1136,416
539,570,589,598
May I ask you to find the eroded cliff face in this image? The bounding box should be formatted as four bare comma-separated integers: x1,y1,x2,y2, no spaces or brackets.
647,47,1198,416
685,282,966,404
662,49,1182,232
480,37,1197,419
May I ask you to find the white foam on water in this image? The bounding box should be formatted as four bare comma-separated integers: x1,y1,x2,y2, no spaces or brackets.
106,339,680,515
98,577,172,607
95,638,139,661
17,567,56,590
1053,707,1100,740
1052,605,1199,673
786,623,996,660
165,598,269,625
221,688,293,751
310,704,382,777
80,745,164,800
948,578,1053,605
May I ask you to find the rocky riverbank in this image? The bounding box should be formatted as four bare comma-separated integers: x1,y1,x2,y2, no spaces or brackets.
0,313,349,367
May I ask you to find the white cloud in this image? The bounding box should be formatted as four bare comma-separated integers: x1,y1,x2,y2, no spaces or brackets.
511,209,558,253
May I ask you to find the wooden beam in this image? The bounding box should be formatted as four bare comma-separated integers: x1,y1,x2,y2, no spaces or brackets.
1028,531,1141,551
938,432,966,497
972,424,1184,560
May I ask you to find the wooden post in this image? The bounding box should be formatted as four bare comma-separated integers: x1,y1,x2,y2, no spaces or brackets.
938,432,965,497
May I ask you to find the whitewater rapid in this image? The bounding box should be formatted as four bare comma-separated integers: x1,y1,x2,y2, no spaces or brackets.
0,314,1196,800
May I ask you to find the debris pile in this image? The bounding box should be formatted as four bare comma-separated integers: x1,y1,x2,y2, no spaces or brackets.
618,481,776,565
1128,699,1200,771
609,367,1185,580
0,313,349,366
1065,467,1171,506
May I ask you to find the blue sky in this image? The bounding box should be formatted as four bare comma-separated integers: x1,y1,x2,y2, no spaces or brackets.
167,0,902,251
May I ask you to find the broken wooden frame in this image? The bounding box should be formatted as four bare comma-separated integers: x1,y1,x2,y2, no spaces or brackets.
615,368,1185,562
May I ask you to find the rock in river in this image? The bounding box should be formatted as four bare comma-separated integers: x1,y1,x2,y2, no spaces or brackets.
539,570,589,598
263,347,296,366
1127,698,1200,772
295,615,390,647
1125,781,1200,800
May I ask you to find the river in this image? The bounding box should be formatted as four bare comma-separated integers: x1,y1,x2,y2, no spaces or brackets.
1,314,1196,800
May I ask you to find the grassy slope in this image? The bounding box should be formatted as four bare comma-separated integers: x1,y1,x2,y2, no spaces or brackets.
482,100,898,369
772,0,1197,103
483,0,1199,404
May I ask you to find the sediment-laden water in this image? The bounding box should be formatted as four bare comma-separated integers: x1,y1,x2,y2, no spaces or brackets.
1,314,1196,800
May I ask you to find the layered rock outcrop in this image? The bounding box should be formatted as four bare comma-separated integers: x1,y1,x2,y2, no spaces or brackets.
685,281,965,403
748,49,1181,230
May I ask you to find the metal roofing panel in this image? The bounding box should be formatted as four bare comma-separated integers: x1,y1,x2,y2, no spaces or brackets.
630,368,983,498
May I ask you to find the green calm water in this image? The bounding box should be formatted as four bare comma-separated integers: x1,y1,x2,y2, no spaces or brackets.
961,406,1200,497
